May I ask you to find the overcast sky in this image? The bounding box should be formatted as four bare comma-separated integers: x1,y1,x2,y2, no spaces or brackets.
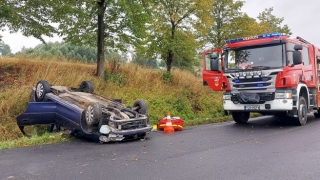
2,0,320,53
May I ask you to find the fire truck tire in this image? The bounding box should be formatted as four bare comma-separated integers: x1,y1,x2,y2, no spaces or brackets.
296,96,307,126
232,112,249,124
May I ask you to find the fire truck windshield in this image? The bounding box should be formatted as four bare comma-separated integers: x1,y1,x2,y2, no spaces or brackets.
224,44,285,72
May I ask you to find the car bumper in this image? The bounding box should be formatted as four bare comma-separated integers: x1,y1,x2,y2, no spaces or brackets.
99,125,153,142
223,99,293,111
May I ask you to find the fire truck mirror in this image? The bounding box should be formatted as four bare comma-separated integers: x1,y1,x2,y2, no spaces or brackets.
210,57,220,71
210,53,218,60
294,44,303,51
293,51,302,65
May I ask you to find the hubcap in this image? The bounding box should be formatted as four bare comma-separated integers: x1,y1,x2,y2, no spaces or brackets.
86,106,94,123
299,104,307,121
36,83,44,98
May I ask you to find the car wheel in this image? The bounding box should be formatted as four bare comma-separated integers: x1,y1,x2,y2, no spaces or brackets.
84,102,102,127
35,80,51,102
79,80,94,93
133,100,148,115
295,96,307,126
232,111,250,124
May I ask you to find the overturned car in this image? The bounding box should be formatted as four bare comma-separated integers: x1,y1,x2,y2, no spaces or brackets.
17,80,152,143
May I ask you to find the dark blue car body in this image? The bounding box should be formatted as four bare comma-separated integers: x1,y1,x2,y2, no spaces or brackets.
17,80,152,142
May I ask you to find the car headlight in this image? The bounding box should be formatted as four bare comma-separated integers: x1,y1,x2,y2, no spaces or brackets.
223,95,231,100
275,92,292,99
99,125,111,134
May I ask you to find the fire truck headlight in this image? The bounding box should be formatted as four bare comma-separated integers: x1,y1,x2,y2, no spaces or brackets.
223,95,231,100
275,92,292,99
242,72,247,76
257,70,262,76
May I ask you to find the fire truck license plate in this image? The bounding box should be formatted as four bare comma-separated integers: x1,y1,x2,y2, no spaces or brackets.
244,105,260,110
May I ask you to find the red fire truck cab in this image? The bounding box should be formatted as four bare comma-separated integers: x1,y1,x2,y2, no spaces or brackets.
203,32,320,125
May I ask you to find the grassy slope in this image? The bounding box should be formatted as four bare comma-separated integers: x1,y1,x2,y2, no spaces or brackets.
0,57,230,148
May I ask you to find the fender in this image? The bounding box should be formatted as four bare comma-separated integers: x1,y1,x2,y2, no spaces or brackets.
296,83,310,107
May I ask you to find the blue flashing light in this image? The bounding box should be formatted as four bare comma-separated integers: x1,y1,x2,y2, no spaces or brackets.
226,32,285,44
234,79,241,83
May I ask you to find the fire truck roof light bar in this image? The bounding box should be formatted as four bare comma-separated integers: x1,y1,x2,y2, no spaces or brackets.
296,36,311,44
226,32,287,44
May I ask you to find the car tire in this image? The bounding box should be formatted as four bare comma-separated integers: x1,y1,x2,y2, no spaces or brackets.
295,96,307,126
84,102,102,127
133,100,148,115
79,80,94,93
232,111,250,124
35,80,51,102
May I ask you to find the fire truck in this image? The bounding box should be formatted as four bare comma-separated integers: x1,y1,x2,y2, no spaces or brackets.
202,32,320,125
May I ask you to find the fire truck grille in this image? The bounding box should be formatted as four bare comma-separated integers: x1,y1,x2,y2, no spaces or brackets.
231,93,275,104
233,83,272,88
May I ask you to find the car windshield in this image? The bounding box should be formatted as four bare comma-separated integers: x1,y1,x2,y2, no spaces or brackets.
224,44,285,71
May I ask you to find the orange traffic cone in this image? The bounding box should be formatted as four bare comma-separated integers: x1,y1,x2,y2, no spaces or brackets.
164,112,175,134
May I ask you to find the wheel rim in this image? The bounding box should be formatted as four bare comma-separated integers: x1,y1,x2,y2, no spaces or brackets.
36,83,44,98
299,104,307,122
86,105,94,123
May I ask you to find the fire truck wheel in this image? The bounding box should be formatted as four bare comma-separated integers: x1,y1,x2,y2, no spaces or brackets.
232,112,249,124
296,96,307,126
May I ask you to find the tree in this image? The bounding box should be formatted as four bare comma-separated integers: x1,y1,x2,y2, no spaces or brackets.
0,42,11,56
136,0,212,73
257,7,291,35
206,0,244,48
49,0,150,79
0,0,57,42
206,2,292,49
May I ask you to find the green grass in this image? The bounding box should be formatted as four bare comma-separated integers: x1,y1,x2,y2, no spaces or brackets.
0,132,72,150
0,56,234,149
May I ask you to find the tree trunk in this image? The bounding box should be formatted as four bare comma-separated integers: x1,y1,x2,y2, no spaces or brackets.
166,22,175,73
96,1,106,79
166,50,173,72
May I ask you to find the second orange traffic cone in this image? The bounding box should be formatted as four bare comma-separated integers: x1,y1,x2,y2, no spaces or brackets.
164,112,175,134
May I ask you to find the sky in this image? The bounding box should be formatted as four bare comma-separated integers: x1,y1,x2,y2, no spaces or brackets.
1,0,320,53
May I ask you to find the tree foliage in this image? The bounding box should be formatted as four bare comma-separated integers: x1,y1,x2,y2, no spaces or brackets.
206,0,244,48
48,0,150,79
0,0,57,42
257,7,291,35
206,1,292,48
20,42,100,62
136,0,213,73
0,41,11,56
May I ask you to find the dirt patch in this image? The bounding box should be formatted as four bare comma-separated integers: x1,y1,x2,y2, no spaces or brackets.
0,66,21,89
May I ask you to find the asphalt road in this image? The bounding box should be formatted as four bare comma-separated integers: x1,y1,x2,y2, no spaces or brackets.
1,115,320,180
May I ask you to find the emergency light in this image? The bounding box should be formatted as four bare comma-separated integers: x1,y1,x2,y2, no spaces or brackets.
226,32,286,44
